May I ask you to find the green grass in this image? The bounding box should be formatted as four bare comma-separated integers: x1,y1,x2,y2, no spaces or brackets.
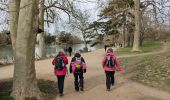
0,79,57,100
140,40,162,52
120,50,170,92
116,40,162,55
37,79,56,100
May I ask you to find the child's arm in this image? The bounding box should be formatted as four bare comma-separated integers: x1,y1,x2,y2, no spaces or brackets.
70,58,74,73
102,56,106,68
52,57,56,65
66,66,69,76
114,56,122,71
81,57,87,73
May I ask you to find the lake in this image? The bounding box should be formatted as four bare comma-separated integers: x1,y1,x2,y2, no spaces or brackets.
0,43,104,58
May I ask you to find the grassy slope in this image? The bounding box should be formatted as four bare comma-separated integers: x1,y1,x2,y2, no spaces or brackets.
116,40,162,55
0,79,57,100
120,45,170,92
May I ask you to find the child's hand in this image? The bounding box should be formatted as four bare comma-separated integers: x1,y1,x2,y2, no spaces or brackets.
84,69,86,73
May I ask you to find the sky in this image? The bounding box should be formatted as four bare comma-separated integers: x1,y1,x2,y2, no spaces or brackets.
0,0,102,35
0,1,8,32
44,0,102,35
1,0,170,34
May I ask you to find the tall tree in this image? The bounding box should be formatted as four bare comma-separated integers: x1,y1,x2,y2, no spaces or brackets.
100,0,135,47
9,0,41,99
132,0,141,52
70,10,90,51
38,0,46,58
9,0,20,52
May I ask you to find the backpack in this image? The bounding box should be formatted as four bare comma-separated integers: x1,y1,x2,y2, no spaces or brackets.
105,56,115,68
74,57,82,71
55,56,65,70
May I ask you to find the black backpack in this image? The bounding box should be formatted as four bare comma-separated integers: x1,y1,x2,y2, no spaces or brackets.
105,56,115,68
55,56,64,70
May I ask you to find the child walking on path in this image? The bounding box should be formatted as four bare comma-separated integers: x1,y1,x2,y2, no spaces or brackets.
102,48,122,91
70,51,87,91
52,51,68,96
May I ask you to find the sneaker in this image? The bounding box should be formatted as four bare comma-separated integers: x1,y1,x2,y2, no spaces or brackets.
107,88,110,91
75,88,79,92
80,87,84,91
75,86,79,92
59,93,64,97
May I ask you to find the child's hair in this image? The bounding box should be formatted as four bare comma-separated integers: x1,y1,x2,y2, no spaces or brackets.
107,48,113,53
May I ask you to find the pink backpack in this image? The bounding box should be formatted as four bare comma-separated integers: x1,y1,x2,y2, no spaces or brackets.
71,57,83,72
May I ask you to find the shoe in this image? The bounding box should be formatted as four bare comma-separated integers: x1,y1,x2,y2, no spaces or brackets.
59,93,64,97
111,83,114,86
75,86,79,92
80,87,84,91
107,88,110,91
75,88,79,92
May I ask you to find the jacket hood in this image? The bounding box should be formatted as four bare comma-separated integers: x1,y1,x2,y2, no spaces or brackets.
74,53,81,57
106,52,114,56
58,51,66,56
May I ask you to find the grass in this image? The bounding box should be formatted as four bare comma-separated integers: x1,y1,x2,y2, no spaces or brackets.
0,79,57,100
165,40,170,45
0,79,13,100
140,40,162,52
37,79,57,100
116,40,162,55
120,50,170,92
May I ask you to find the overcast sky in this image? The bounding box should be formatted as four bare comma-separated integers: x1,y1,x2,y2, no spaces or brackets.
45,0,101,35
0,0,102,33
1,0,169,34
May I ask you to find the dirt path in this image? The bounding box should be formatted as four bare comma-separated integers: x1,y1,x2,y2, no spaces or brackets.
0,43,170,100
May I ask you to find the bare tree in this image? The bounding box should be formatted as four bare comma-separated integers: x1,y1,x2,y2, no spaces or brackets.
38,0,46,58
9,0,41,99
70,10,90,51
9,0,19,52
37,0,76,58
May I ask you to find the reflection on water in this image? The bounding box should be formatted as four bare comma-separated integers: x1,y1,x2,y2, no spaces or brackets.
0,45,13,57
0,44,104,57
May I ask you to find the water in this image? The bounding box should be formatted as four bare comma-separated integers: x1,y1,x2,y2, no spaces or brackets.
0,43,104,58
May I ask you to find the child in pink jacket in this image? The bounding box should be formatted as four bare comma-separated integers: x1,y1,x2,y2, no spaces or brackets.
102,48,122,91
52,51,68,96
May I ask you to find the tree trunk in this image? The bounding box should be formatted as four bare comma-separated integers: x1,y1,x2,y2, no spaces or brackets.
9,0,20,52
123,12,126,47
132,0,141,52
82,31,88,52
127,31,131,47
38,0,46,58
11,0,41,99
140,29,144,46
